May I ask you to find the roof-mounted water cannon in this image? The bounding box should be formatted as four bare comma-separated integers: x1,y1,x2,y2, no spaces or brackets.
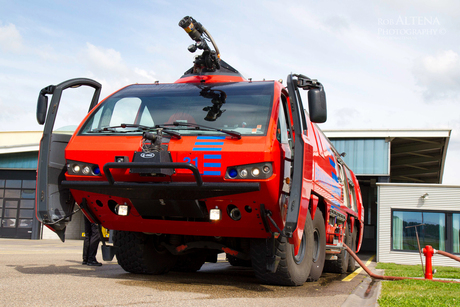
179,16,221,73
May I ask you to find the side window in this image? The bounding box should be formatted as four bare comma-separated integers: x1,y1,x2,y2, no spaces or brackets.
348,181,357,211
277,100,289,144
338,163,351,209
345,168,358,212
280,95,293,150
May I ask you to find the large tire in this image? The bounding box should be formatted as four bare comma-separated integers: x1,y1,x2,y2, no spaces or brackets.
172,252,207,272
250,215,314,286
323,223,351,274
307,209,326,281
347,227,357,272
114,230,177,274
227,254,252,267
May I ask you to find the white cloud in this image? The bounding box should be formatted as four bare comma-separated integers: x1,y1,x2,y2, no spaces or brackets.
0,22,23,52
332,107,361,127
413,50,460,101
85,42,124,72
81,43,157,96
134,67,157,83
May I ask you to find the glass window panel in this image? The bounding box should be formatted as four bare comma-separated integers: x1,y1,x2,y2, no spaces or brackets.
392,210,446,251
0,180,4,187
53,86,97,134
80,82,274,137
22,180,36,189
5,189,21,198
5,200,18,208
454,214,460,254
109,98,142,127
330,139,390,175
2,219,16,228
20,200,35,209
18,219,32,228
4,209,17,218
0,189,3,197
19,209,33,218
422,212,445,250
401,211,422,251
21,189,35,199
0,198,3,208
5,180,21,188
392,211,404,250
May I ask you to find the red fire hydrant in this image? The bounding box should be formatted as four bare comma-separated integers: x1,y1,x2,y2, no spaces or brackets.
423,245,435,280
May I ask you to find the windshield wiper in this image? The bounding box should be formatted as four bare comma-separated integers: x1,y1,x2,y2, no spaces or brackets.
122,124,182,139
163,122,241,139
88,127,127,133
89,124,181,139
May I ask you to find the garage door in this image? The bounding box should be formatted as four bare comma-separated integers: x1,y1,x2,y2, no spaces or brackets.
0,179,36,239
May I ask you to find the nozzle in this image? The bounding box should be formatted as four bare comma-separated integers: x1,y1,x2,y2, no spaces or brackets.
179,16,202,42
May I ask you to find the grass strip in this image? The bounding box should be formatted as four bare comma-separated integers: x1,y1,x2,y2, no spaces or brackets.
376,263,460,307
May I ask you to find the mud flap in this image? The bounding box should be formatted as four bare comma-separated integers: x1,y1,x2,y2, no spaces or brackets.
97,223,117,261
260,204,281,272
101,244,117,261
266,236,281,273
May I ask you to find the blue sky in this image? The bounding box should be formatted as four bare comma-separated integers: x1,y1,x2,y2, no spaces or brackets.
1,0,460,183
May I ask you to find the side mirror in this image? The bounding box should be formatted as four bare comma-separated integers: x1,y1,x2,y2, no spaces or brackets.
308,87,327,123
36,94,48,125
36,85,56,125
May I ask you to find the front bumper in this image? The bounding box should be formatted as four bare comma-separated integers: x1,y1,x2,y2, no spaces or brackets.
62,162,260,219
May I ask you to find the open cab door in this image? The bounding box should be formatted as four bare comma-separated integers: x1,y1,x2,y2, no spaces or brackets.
36,78,101,241
284,73,327,250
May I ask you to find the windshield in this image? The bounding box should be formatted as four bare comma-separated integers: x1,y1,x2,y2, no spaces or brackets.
79,82,274,136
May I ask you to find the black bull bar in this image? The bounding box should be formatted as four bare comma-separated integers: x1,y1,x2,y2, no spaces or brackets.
61,162,260,219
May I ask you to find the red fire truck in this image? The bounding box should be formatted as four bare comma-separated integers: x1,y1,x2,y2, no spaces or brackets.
35,16,363,286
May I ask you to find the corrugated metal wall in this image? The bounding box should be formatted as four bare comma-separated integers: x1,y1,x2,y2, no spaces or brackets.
331,139,389,175
378,183,460,267
0,152,38,169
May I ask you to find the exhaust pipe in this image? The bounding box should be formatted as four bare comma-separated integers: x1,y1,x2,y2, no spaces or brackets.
227,206,241,221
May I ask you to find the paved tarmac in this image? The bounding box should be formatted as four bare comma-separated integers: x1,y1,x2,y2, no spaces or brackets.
0,238,380,306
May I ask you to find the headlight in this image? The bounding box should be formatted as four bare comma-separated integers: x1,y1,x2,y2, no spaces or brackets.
82,166,91,175
67,160,101,176
72,164,81,173
225,162,273,179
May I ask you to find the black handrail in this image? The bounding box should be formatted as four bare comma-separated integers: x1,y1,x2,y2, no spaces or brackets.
102,162,203,186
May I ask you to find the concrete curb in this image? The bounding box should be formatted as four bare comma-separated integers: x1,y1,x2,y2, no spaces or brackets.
341,267,383,307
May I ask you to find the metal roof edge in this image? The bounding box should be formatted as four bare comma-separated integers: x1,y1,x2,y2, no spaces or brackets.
323,129,451,139
377,182,460,188
439,130,452,184
0,146,39,154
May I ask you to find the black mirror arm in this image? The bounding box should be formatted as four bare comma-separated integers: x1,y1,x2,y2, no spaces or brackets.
40,85,56,96
293,74,323,90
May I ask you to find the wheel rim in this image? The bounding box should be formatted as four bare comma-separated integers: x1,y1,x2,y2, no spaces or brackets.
312,228,320,263
293,231,306,264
